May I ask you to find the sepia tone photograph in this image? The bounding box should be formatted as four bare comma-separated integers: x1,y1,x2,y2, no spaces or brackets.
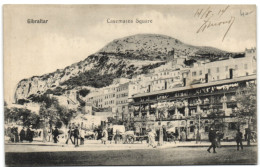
3,4,257,166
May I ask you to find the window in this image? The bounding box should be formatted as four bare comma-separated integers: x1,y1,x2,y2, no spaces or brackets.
225,66,228,71
192,72,196,76
244,64,248,70
216,67,219,73
199,70,202,75
208,69,211,74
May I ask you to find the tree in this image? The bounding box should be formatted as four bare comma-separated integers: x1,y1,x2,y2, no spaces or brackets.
5,107,40,128
235,84,256,122
39,96,77,128
25,112,41,129
60,108,77,127
39,104,59,128
234,84,256,145
207,109,225,131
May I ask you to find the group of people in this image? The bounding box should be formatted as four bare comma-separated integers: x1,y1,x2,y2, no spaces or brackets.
6,126,34,143
6,124,250,152
64,126,82,147
45,126,85,147
207,128,243,153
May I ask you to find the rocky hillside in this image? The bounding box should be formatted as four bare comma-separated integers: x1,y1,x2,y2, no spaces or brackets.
14,34,240,103
99,34,231,61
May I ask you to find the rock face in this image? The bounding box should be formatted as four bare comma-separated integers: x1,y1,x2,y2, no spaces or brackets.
14,34,236,103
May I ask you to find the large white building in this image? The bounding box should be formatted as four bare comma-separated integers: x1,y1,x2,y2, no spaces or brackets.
188,48,256,85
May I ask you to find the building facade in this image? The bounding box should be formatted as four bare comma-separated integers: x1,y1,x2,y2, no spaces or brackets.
129,75,256,140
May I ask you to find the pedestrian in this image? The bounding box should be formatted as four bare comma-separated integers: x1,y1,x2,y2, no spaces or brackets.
19,127,26,142
196,129,201,144
247,128,251,146
26,126,33,142
65,126,74,145
235,129,243,151
7,127,12,141
94,131,98,140
181,130,186,142
158,126,163,146
163,126,167,143
14,127,19,142
244,128,248,141
38,131,42,138
207,128,217,153
216,130,220,147
174,130,179,141
216,131,224,148
80,128,85,145
48,128,53,142
114,129,120,144
42,127,48,142
10,126,15,142
101,127,108,144
53,127,59,143
74,126,80,147
148,128,157,148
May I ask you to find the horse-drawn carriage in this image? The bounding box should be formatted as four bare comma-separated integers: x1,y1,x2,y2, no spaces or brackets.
123,131,148,144
165,127,178,143
107,125,148,144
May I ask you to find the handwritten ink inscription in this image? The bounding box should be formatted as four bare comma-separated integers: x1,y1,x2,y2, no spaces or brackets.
240,10,254,17
194,5,235,42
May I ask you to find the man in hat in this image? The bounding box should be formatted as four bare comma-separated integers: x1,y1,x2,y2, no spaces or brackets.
207,127,217,153
74,126,80,147
66,126,74,145
236,129,243,151
19,127,26,142
26,126,33,142
53,126,59,143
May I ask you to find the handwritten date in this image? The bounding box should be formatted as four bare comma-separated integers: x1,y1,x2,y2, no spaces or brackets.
194,5,235,42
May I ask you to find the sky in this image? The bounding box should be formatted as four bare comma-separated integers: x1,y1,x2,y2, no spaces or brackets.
4,5,256,103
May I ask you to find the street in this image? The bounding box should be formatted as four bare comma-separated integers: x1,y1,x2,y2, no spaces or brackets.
5,143,257,166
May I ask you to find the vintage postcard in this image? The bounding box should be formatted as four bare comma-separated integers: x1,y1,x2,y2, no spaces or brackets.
3,4,257,166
